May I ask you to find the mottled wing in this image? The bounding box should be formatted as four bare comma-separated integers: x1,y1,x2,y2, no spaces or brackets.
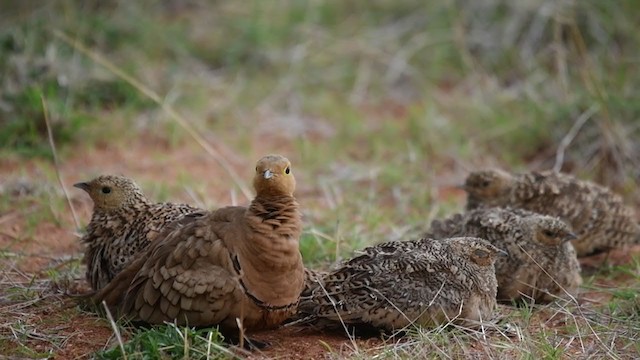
121,209,245,326
300,240,454,328
144,203,201,241
90,211,207,309
464,208,510,236
514,172,593,226
83,212,131,290
92,250,146,311
593,191,640,249
515,172,640,255
85,238,115,291
424,213,465,239
302,267,329,296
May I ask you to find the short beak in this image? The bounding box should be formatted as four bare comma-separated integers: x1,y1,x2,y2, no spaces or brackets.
497,249,509,257
563,233,577,243
263,169,273,179
73,182,90,191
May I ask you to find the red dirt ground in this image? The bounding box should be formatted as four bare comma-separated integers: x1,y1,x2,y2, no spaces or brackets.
247,326,385,360
1,137,639,359
0,138,388,359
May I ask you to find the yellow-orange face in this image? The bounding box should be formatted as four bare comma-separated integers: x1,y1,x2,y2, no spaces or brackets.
252,154,296,197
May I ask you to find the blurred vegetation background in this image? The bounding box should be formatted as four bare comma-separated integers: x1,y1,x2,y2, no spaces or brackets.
1,0,638,199
2,2,639,356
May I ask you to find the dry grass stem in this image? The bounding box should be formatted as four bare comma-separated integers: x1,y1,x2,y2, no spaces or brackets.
41,95,81,230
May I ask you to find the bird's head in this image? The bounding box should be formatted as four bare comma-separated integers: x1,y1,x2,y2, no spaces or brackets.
462,169,514,204
253,154,296,198
530,215,576,247
74,175,147,211
452,237,506,267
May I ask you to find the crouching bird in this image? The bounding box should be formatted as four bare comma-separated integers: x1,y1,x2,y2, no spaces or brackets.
425,207,581,303
93,154,304,334
73,175,199,291
462,168,640,257
295,237,502,334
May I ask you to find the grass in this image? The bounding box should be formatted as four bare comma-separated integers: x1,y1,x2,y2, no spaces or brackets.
1,0,639,358
350,284,640,359
94,323,234,360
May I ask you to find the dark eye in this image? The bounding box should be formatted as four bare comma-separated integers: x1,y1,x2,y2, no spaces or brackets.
474,249,489,258
480,180,490,188
101,186,112,194
543,230,554,237
285,167,290,174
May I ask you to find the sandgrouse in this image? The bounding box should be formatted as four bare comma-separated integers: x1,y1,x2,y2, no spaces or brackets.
297,237,501,333
302,267,328,296
93,155,305,331
425,207,582,303
74,175,199,291
463,169,640,256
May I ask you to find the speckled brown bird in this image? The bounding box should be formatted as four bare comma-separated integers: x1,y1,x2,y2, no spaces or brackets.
74,175,199,291
93,155,305,332
302,267,328,296
425,207,582,303
462,169,640,256
296,237,501,333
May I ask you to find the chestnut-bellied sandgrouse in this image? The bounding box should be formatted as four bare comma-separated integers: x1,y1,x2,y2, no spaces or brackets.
74,175,199,291
425,207,582,303
462,169,640,256
93,155,305,332
296,237,501,333
302,267,328,296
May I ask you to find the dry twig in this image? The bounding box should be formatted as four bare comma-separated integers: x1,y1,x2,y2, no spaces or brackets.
41,95,81,230
52,30,253,202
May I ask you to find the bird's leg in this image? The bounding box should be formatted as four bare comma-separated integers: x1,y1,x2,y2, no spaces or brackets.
237,336,270,350
225,306,270,350
221,327,271,350
235,317,244,350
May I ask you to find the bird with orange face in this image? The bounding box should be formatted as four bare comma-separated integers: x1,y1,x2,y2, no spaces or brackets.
93,155,305,333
